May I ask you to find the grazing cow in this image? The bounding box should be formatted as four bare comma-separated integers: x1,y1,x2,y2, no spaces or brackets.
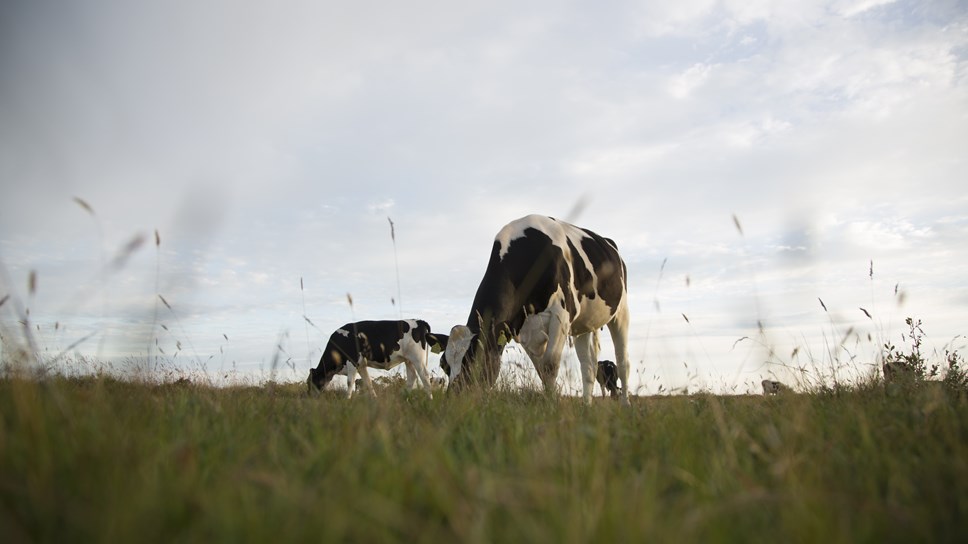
307,319,435,398
761,379,787,395
597,360,619,398
442,214,631,405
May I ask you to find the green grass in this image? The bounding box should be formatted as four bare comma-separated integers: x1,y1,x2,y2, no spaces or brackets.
1,375,967,543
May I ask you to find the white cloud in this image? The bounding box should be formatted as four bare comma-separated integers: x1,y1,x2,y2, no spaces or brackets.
835,0,898,18
668,63,715,99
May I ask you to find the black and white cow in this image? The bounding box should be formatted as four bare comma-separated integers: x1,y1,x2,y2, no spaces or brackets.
307,319,435,398
597,360,619,398
443,214,631,405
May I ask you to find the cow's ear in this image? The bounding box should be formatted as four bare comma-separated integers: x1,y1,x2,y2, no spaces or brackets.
428,333,447,354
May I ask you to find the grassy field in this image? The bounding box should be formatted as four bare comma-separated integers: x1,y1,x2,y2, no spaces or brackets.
1,372,966,543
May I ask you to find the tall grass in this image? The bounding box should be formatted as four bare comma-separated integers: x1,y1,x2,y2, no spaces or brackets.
1,367,966,542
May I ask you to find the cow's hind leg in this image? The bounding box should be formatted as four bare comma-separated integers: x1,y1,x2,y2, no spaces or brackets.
574,329,600,405
606,301,632,406
404,359,434,399
400,343,434,398
405,363,417,389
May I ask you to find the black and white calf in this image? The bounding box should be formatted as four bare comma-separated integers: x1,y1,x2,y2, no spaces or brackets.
443,214,631,405
761,379,788,395
307,319,435,398
597,360,619,398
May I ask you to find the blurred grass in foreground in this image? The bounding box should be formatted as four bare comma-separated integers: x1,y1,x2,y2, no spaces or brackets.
1,372,966,543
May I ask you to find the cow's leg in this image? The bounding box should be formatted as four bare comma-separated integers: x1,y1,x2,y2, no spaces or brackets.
405,357,434,399
606,300,632,406
357,362,378,398
399,343,434,398
344,363,359,399
414,352,435,397
575,329,600,405
404,362,418,389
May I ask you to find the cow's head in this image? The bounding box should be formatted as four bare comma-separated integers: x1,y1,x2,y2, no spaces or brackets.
444,324,508,392
518,312,551,360
307,350,345,395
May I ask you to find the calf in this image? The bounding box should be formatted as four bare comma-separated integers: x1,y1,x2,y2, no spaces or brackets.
307,319,434,398
761,379,787,395
597,360,619,398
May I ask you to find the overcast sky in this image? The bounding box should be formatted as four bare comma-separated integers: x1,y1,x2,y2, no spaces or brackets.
2,0,966,393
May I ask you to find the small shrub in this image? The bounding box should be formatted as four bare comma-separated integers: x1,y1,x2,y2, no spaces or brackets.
942,349,968,394
882,318,931,382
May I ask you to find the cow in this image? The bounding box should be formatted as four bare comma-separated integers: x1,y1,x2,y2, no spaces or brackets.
597,360,619,398
307,319,435,398
761,379,787,395
442,214,631,405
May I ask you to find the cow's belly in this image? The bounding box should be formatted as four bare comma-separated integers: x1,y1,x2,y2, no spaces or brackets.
570,295,618,335
363,358,404,371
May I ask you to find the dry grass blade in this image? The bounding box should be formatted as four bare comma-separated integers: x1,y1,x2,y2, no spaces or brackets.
110,233,146,269
73,196,95,216
346,293,354,308
28,270,37,296
154,229,161,247
682,313,690,324
818,297,828,312
0,294,9,308
564,195,590,223
860,307,872,319
50,331,99,364
732,214,744,236
731,336,749,350
159,295,172,310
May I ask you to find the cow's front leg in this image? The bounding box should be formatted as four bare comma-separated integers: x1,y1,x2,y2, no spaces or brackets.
344,363,359,399
575,330,600,405
357,363,378,398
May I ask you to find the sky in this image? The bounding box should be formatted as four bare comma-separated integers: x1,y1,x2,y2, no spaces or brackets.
1,0,966,393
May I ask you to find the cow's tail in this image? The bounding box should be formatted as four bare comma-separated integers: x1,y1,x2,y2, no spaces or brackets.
414,319,432,349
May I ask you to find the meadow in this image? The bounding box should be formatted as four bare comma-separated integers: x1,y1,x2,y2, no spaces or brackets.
1,362,966,543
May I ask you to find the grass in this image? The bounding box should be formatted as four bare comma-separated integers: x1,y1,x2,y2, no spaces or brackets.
1,370,966,543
